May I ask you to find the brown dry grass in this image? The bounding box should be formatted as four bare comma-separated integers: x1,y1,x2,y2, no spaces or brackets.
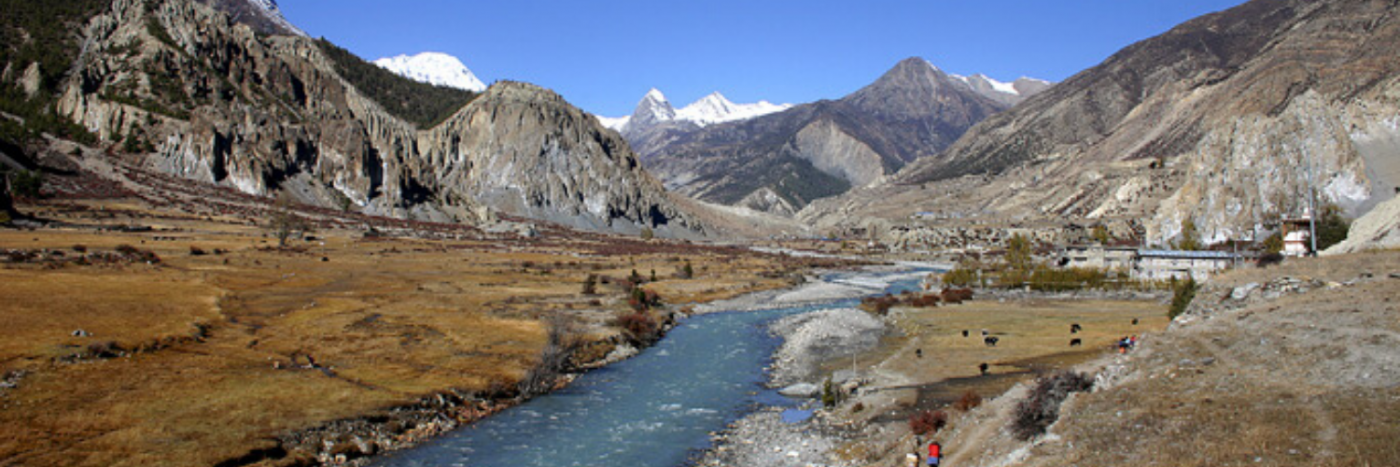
938,251,1400,467
858,299,1167,387
0,204,805,466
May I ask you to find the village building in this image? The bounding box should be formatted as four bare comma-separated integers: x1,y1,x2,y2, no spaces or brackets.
1133,249,1240,281
1059,245,1245,281
1057,244,1138,270
1281,216,1314,257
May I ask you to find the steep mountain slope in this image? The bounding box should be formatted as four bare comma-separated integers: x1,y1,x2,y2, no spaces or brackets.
602,89,794,162
642,58,1024,215
192,0,304,36
373,52,487,92
809,0,1400,247
951,74,1053,107
42,0,700,235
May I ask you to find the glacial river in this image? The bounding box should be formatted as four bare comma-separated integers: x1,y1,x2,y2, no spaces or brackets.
373,270,924,467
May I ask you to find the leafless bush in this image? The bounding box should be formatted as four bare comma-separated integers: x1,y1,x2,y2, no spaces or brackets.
909,409,948,435
1011,371,1094,440
615,312,659,345
517,315,581,397
954,390,983,411
941,287,974,304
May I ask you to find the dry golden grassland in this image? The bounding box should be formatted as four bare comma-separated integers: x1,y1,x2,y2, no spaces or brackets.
924,251,1400,467
826,297,1169,466
0,203,807,466
860,299,1167,392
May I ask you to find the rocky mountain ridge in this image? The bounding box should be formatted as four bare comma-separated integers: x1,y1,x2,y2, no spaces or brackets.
639,58,1041,215
601,89,793,134
805,0,1400,249
192,0,303,37
48,0,701,236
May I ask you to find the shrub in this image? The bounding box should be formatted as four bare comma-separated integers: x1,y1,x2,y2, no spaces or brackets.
1316,203,1350,251
84,341,123,359
581,274,598,295
859,294,899,315
940,287,974,304
1260,232,1284,254
907,293,940,308
11,170,43,198
678,261,694,279
954,390,983,412
517,316,580,397
615,312,658,344
942,267,980,288
822,377,838,408
1011,371,1093,440
1028,266,1110,292
72,245,87,253
1168,277,1198,319
909,410,948,436
1256,252,1284,268
628,287,662,312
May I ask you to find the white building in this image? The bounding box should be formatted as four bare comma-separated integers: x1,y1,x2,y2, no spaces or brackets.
1059,245,1244,281
1133,249,1239,281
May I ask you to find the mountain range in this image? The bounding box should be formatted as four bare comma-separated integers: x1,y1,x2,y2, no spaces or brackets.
804,0,1400,249
631,58,1050,215
5,0,1399,251
599,89,793,133
22,0,701,236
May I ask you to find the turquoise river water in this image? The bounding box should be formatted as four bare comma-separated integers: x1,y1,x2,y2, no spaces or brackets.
373,271,922,467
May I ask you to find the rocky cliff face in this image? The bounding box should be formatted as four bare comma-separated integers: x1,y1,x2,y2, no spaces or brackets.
192,0,304,37
811,0,1400,248
54,0,700,236
642,58,1014,215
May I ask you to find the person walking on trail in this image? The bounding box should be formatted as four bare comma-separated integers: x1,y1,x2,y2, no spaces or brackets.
927,441,942,466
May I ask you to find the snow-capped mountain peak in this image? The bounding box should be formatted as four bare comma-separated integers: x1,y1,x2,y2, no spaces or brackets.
644,88,669,104
947,70,1054,106
631,88,678,127
599,88,794,133
676,92,793,126
372,52,487,92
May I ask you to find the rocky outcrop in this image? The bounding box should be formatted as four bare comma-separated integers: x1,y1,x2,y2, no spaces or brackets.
811,0,1400,249
54,0,700,235
641,58,1014,215
192,0,305,37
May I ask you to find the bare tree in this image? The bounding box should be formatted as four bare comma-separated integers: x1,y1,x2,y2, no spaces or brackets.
516,314,581,397
0,172,14,222
268,193,311,247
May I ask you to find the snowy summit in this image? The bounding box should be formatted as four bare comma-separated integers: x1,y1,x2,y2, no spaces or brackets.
599,89,793,132
372,52,487,92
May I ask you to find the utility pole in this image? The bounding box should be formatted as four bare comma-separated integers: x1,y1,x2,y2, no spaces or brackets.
1305,149,1319,256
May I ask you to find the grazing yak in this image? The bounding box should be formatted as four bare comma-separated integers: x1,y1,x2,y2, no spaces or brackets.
1070,338,1082,347
984,336,999,347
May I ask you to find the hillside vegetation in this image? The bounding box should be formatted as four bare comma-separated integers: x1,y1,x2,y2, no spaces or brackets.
315,39,478,129
0,0,106,146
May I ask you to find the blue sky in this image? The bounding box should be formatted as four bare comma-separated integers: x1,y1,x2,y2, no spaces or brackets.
280,0,1250,117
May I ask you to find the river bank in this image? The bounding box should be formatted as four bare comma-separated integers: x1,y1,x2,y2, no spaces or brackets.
695,284,1170,467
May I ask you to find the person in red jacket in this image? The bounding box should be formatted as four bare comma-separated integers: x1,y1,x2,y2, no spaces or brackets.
927,441,942,466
